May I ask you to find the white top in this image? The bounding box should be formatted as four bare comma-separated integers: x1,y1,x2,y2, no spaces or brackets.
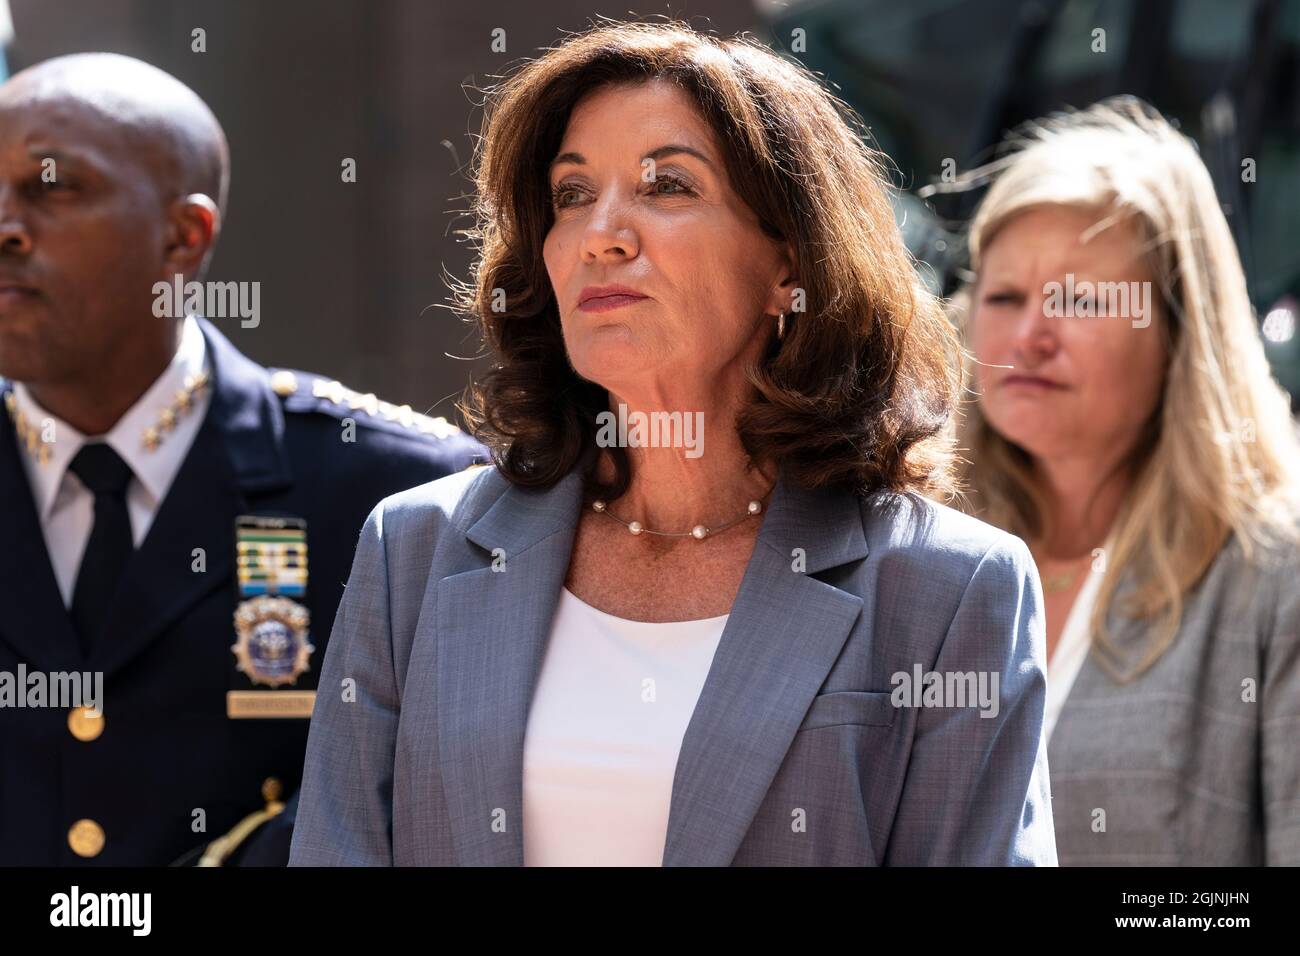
1043,536,1114,743
11,315,211,606
522,586,728,866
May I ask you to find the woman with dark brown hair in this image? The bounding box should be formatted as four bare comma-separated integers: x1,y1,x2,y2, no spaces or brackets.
290,20,1056,866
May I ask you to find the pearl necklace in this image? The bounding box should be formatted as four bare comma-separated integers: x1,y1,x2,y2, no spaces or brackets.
591,495,766,540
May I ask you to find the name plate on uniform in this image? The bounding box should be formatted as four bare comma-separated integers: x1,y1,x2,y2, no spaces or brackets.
227,515,317,718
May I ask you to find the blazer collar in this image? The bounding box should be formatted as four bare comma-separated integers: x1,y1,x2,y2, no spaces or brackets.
437,456,871,866
464,449,871,574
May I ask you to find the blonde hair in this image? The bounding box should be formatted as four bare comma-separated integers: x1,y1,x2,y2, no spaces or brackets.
954,96,1300,682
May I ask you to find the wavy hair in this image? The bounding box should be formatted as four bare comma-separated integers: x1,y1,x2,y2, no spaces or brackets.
453,19,960,502
955,96,1300,681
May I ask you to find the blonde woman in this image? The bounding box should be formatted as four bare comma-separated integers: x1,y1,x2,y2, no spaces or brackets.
957,97,1300,865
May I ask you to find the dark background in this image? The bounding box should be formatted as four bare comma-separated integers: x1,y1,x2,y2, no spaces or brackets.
8,0,1298,416
6,0,759,421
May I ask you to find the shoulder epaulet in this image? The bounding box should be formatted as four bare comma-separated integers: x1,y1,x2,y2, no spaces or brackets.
267,368,463,440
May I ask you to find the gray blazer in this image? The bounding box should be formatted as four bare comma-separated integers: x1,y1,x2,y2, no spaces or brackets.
1048,531,1300,865
289,460,1058,865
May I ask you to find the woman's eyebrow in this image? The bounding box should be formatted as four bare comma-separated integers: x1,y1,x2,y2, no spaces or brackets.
643,143,716,170
548,143,717,176
548,151,584,175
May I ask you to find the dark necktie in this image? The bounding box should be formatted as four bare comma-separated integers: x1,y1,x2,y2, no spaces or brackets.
68,442,135,656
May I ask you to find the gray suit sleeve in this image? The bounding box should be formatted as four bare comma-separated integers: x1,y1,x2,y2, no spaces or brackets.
1263,559,1300,865
883,537,1058,865
289,503,398,865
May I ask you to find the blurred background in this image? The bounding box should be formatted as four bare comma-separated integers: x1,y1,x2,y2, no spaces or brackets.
4,0,1298,416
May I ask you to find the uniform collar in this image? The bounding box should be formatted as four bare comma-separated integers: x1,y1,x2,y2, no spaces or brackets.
10,313,209,520
195,315,293,492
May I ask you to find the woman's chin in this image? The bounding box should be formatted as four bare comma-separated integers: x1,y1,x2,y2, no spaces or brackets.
568,331,649,381
999,431,1083,464
986,413,1083,462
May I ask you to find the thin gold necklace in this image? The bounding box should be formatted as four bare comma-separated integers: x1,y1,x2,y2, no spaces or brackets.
1036,552,1092,594
1042,566,1082,594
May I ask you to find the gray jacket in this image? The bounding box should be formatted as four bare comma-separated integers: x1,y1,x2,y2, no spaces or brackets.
1049,531,1300,865
289,461,1058,866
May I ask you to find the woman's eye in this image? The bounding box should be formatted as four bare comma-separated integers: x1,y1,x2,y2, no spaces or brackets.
551,184,581,208
649,175,691,196
983,291,1020,306
550,175,693,209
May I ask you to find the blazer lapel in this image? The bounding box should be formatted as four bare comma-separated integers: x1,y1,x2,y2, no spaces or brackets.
661,477,869,865
434,465,585,865
93,318,293,680
434,457,870,866
0,393,83,671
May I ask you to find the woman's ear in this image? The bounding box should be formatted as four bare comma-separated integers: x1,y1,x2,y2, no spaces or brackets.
771,242,799,314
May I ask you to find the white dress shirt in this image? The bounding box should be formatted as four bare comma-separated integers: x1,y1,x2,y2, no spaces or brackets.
11,314,211,606
1043,533,1116,743
522,586,728,866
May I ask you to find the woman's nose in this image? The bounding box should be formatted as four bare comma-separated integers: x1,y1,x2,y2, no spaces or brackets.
580,194,639,262
1010,293,1058,361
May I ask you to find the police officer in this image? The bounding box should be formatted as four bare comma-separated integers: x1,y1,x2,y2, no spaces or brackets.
0,53,485,865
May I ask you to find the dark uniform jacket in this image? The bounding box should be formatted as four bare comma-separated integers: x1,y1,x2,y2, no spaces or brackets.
0,317,485,865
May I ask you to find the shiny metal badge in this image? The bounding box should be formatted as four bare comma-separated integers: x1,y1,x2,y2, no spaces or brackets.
231,595,314,687
228,515,317,718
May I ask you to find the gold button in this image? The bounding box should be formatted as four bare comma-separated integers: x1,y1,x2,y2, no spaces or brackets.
67,706,104,742
270,370,299,396
68,819,105,857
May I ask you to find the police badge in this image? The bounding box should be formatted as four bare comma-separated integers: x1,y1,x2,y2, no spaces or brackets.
232,596,313,687
227,516,317,718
